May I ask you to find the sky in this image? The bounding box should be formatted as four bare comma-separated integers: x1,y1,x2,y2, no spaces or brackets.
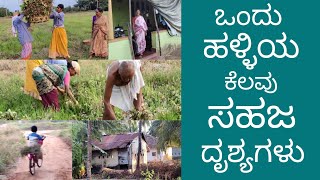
0,0,77,12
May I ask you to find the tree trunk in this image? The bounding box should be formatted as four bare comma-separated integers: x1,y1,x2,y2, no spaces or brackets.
87,121,92,180
136,120,142,172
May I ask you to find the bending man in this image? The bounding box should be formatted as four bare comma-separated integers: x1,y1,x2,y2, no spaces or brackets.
103,60,144,120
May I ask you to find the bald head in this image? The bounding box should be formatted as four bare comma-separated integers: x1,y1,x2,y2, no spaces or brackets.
119,61,135,83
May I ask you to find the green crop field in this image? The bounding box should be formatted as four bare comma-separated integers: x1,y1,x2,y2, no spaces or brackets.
0,60,181,120
0,12,94,60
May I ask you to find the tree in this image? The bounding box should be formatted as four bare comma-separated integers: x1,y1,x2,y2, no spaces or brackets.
136,120,142,172
148,121,181,151
72,121,129,178
87,121,92,179
0,8,10,17
136,120,150,172
75,0,108,11
72,121,87,178
126,120,138,132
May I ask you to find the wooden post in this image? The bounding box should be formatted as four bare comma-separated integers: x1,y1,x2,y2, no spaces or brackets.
108,0,114,40
153,8,162,56
129,0,132,32
128,0,135,59
87,121,92,180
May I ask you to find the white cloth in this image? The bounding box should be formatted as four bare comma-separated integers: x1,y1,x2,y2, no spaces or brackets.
12,15,18,36
27,136,39,147
109,60,145,112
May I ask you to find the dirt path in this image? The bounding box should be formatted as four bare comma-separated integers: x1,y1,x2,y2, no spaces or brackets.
7,130,72,180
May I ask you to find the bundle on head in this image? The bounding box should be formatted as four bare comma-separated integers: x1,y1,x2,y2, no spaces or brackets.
22,0,53,23
20,145,41,156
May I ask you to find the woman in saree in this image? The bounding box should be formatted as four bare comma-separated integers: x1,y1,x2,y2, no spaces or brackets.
24,60,68,100
24,60,44,100
32,61,80,110
90,8,109,58
133,10,148,58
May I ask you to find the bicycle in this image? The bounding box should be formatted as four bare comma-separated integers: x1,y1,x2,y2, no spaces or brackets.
27,136,46,175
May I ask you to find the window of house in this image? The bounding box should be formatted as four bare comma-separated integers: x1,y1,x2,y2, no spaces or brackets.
152,152,156,156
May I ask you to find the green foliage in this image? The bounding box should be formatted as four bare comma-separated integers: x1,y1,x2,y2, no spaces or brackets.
20,145,41,156
72,121,87,178
0,125,25,173
0,109,18,120
148,120,181,150
141,169,155,180
76,0,108,11
0,8,10,17
64,6,81,12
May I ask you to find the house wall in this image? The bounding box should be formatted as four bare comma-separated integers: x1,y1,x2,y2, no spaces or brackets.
92,149,126,168
105,149,119,167
152,30,181,54
92,150,107,167
109,37,133,60
147,148,158,162
172,147,181,159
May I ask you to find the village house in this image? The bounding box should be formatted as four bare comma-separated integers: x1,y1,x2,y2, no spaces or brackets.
144,134,181,161
92,133,148,172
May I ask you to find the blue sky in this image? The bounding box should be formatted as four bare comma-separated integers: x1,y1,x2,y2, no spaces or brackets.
0,0,77,12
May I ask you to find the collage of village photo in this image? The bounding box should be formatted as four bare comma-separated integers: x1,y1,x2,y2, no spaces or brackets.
0,0,181,179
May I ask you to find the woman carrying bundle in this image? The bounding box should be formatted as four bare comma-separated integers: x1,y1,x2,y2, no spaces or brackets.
13,13,33,60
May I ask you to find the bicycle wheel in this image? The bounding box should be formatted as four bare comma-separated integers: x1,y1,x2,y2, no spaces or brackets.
29,158,35,175
37,157,43,167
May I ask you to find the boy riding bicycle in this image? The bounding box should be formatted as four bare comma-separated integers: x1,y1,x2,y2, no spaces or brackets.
27,126,45,160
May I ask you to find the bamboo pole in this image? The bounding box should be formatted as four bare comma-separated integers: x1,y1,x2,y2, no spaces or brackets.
128,0,135,59
153,8,162,56
108,0,114,40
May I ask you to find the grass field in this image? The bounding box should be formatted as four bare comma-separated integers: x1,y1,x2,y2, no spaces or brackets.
0,60,181,120
0,12,94,59
0,124,25,174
